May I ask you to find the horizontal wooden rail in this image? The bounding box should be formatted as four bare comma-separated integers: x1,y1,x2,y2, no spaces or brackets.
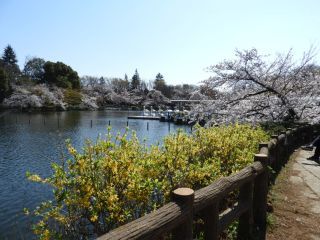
98,202,189,240
218,201,250,233
193,161,264,212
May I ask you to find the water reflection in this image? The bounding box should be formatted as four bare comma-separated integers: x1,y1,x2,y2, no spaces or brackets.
0,110,189,239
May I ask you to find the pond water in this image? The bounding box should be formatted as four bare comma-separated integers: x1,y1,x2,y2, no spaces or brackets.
0,110,190,239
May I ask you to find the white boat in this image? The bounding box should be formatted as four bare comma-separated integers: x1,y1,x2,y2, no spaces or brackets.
143,106,150,116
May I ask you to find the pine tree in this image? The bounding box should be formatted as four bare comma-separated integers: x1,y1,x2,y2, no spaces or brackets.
131,69,141,90
2,45,18,65
99,77,105,85
1,45,20,84
154,73,166,91
153,73,172,98
155,73,164,81
0,66,9,101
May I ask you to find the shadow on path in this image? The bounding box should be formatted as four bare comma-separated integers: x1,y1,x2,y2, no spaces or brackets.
267,148,320,240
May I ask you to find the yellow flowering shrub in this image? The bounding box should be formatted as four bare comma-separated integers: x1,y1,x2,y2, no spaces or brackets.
27,124,268,239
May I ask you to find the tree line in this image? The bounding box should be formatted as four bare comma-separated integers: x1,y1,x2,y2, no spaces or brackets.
4,44,316,122
81,71,202,100
0,44,203,104
0,45,81,101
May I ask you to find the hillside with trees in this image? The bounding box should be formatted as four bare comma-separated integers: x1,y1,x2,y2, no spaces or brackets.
0,45,209,111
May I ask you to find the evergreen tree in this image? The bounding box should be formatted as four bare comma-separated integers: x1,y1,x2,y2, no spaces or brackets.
131,69,141,90
99,76,105,85
0,66,9,101
2,45,17,65
155,73,164,81
153,73,174,98
154,73,165,90
43,61,80,89
153,72,172,97
1,45,20,84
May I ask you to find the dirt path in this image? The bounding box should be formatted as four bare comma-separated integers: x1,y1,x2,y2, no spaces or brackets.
267,149,320,240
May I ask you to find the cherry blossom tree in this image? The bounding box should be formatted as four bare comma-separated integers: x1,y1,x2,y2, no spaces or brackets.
196,47,320,124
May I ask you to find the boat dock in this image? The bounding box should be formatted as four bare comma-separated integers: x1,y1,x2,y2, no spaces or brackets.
127,107,193,125
127,116,160,120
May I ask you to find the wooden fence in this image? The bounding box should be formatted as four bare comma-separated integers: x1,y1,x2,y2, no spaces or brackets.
98,124,317,240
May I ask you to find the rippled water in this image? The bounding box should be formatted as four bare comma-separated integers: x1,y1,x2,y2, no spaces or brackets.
0,110,189,239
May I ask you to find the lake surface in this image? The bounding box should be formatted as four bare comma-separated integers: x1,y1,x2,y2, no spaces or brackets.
0,110,190,239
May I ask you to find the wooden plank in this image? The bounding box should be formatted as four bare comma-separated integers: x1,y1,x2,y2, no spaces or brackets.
201,201,220,240
98,202,189,240
194,161,264,212
237,181,254,240
218,201,250,233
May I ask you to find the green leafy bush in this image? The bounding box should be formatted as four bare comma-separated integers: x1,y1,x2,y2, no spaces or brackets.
43,61,80,89
63,89,82,106
26,124,268,239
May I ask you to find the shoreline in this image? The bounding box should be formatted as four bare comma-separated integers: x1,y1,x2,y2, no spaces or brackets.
0,104,145,113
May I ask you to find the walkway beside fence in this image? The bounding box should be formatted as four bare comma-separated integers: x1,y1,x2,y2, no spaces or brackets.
267,149,320,240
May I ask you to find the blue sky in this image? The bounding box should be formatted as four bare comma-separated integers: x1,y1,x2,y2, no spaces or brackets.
0,0,319,85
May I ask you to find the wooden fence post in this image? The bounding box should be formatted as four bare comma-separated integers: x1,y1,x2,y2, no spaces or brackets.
300,125,307,145
307,124,313,143
253,154,268,240
313,129,318,141
280,131,287,161
286,128,292,152
171,188,194,240
296,127,301,146
202,201,219,240
271,135,278,169
292,128,298,148
237,181,254,240
259,143,269,160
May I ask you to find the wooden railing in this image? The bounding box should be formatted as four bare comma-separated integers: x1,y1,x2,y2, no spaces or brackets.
98,124,317,240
